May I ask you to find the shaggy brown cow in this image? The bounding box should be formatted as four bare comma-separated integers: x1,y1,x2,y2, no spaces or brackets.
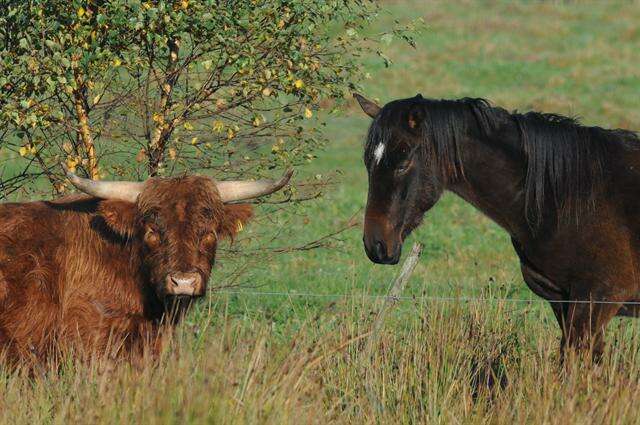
0,167,292,362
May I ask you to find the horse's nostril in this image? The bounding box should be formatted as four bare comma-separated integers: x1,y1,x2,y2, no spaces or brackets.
375,240,386,259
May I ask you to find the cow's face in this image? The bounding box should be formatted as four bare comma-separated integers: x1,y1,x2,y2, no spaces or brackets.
98,176,252,301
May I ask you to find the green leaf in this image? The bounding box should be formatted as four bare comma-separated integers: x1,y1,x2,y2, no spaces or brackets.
381,33,394,45
44,39,59,50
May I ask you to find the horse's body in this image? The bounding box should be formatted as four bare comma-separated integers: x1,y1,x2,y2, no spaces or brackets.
355,93,640,358
448,113,640,349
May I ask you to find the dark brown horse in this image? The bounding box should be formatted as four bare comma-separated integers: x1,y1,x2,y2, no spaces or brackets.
355,93,640,359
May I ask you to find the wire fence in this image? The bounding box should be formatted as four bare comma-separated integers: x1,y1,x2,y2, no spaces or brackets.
217,290,640,306
217,244,639,308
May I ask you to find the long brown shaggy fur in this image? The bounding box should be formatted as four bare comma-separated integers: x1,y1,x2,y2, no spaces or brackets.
0,176,252,363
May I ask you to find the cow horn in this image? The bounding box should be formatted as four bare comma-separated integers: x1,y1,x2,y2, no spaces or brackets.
62,164,144,203
215,168,294,203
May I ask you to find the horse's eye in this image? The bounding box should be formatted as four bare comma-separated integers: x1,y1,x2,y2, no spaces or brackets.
396,160,412,176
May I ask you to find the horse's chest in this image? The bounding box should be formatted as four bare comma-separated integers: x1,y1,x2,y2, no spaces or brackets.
511,238,566,300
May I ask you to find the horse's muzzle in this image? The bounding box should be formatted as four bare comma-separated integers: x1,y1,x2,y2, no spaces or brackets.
363,235,401,265
363,210,403,265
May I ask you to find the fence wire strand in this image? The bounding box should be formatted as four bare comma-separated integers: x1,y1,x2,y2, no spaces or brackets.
217,290,640,305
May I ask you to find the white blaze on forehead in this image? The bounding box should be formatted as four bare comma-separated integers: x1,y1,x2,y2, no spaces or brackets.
373,143,385,165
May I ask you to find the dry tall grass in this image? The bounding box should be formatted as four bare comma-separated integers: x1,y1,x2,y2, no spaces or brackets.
2,298,640,424
3,1,640,423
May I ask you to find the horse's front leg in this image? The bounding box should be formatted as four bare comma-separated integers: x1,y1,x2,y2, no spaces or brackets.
557,296,622,363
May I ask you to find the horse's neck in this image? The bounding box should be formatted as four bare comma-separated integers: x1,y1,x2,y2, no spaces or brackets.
447,135,531,240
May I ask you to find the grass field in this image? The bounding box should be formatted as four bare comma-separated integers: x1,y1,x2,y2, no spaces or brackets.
3,1,640,423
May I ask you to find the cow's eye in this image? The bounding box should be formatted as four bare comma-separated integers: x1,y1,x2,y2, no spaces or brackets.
144,227,160,247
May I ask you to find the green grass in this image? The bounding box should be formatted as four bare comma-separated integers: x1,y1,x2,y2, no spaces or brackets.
4,1,640,423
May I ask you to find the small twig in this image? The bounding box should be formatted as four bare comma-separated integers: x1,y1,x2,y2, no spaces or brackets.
250,191,323,205
362,242,423,414
222,219,359,255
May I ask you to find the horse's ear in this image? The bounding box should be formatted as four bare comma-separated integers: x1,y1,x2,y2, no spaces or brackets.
353,93,381,119
407,104,425,131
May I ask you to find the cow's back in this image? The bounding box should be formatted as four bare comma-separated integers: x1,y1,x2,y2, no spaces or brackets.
0,199,70,358
0,196,148,361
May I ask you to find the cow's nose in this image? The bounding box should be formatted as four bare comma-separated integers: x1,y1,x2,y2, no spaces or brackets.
167,272,203,296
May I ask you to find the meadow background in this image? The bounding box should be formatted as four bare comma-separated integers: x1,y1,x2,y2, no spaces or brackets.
2,1,640,423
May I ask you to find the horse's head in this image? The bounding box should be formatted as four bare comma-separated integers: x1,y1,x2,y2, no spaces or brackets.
355,93,444,264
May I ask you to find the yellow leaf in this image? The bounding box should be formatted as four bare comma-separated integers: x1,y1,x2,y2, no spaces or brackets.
190,136,199,145
77,7,85,17
135,149,146,163
168,148,177,160
212,120,224,132
227,129,235,140
66,157,79,172
293,79,304,89
262,87,272,96
277,20,285,29
19,146,28,157
183,122,194,130
236,220,243,232
180,0,189,9
304,108,313,118
112,58,122,67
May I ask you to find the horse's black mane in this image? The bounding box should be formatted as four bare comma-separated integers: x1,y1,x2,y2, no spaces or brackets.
364,96,639,228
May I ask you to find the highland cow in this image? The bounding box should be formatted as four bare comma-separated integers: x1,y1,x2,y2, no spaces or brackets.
0,167,292,362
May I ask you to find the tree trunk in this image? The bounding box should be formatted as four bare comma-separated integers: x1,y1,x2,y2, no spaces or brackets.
73,75,100,180
148,37,180,176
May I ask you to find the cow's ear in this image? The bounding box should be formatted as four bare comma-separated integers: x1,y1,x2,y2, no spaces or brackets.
217,204,253,242
98,200,139,238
